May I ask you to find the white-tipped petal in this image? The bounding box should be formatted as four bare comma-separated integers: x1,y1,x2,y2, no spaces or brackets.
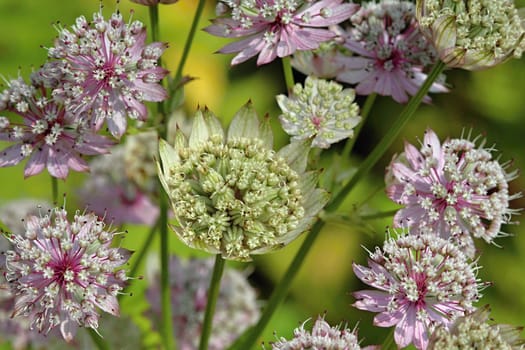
227,101,260,140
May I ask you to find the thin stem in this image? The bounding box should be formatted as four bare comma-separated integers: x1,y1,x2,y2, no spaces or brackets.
342,93,377,158
281,56,295,92
360,209,399,221
198,255,226,350
173,0,206,82
51,176,58,203
326,60,446,212
159,192,175,350
149,5,160,42
228,220,324,350
382,327,396,350
88,328,110,350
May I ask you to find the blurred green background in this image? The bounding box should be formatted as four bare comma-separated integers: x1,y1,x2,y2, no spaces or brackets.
0,0,525,349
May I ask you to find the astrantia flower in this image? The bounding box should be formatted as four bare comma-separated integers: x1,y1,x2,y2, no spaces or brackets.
336,0,447,103
4,205,130,341
416,0,525,70
157,102,329,261
0,76,113,179
146,256,260,350
276,76,361,148
205,0,358,65
386,129,519,258
79,146,159,226
353,233,481,350
270,316,376,350
48,9,169,138
428,305,525,350
291,34,347,79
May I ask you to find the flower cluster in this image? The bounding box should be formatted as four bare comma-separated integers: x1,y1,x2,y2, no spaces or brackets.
157,103,328,261
353,233,481,350
386,129,519,258
206,0,358,65
416,0,525,69
277,76,361,148
336,0,447,103
48,9,169,138
147,256,260,350
4,205,130,341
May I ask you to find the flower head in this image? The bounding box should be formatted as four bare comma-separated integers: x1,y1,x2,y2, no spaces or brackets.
270,316,375,350
157,102,329,261
276,76,361,148
205,0,358,65
428,305,525,350
0,75,114,179
353,233,482,350
4,205,131,342
416,0,525,70
48,9,169,138
146,256,260,350
386,129,520,258
336,0,447,103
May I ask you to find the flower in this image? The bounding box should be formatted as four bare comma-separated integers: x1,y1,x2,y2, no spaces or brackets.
336,0,447,103
428,305,525,350
157,102,329,261
130,0,179,5
146,256,260,350
205,0,358,66
416,0,525,70
79,146,159,226
0,75,114,179
47,9,169,138
270,316,376,350
353,233,481,350
4,205,131,342
385,129,520,258
276,76,361,148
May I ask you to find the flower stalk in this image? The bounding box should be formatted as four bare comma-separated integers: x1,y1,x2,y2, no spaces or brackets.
88,329,110,350
282,56,295,92
51,175,58,203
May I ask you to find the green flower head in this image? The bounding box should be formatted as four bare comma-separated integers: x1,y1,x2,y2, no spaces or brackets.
157,102,329,261
416,0,525,70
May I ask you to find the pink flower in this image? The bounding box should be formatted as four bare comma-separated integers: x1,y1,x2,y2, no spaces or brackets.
4,205,131,342
48,10,169,138
336,1,447,103
0,76,113,179
205,0,357,66
353,233,481,350
386,129,519,258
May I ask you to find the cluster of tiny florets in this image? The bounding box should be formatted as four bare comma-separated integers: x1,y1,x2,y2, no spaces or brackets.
270,316,364,350
0,75,114,178
164,135,304,260
428,305,525,350
386,129,519,258
47,9,168,138
147,256,260,350
277,76,361,148
336,0,445,103
4,206,130,342
353,233,481,350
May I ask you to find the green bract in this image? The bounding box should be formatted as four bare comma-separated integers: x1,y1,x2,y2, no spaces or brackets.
157,102,329,261
416,0,525,70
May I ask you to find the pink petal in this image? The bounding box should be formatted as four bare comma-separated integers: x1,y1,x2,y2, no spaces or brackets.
394,305,416,348
24,147,48,178
0,144,25,167
47,147,70,179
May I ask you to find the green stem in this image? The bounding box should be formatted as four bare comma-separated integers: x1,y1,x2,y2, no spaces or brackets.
342,93,377,158
88,328,110,350
51,176,58,203
360,209,399,221
228,220,324,350
198,255,226,350
281,56,295,92
326,60,446,212
173,0,206,83
228,60,446,350
382,327,396,350
159,192,175,350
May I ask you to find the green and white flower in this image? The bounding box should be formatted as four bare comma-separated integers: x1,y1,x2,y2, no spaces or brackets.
157,102,329,261
416,0,525,70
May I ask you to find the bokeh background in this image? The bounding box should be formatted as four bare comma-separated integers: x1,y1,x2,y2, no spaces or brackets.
0,0,524,349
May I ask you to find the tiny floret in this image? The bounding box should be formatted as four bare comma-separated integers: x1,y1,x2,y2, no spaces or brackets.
277,76,361,148
386,128,520,258
4,205,131,342
157,103,329,261
416,0,525,69
353,232,481,350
